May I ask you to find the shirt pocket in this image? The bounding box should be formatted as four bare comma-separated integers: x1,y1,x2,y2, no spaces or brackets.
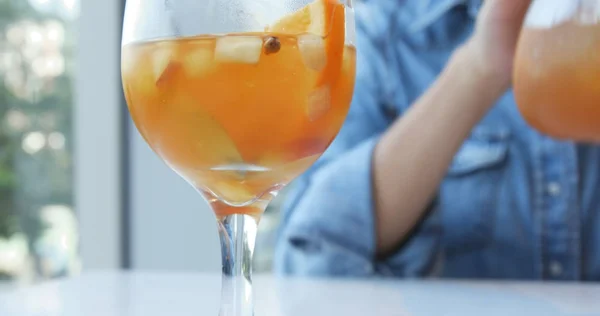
439,129,510,253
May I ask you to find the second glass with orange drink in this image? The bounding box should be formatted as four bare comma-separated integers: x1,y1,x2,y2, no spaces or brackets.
514,0,600,142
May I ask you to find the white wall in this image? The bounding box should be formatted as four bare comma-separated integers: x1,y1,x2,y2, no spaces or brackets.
75,0,123,270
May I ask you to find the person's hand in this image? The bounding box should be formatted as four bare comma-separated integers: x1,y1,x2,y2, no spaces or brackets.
464,0,532,90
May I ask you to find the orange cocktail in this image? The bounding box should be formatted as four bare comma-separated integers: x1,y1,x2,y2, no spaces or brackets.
122,0,356,218
514,1,600,142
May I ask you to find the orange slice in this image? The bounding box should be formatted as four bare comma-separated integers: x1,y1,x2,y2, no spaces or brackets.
268,0,345,86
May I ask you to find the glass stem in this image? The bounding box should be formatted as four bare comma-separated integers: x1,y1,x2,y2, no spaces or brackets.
217,214,258,316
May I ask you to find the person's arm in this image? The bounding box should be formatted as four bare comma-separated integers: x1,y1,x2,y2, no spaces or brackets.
373,0,531,255
275,0,531,276
373,47,506,255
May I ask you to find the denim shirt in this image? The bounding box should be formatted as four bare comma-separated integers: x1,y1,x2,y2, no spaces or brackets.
274,0,600,281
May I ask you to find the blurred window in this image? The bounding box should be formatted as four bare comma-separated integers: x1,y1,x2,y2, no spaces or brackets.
0,0,80,284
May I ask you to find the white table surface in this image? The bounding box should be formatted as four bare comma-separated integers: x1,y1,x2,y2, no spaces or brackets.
1,272,600,316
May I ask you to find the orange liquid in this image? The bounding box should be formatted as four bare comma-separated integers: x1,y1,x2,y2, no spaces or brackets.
122,34,356,218
514,22,600,142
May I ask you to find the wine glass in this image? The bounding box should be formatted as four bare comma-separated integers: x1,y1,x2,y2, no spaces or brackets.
121,0,356,314
514,0,600,142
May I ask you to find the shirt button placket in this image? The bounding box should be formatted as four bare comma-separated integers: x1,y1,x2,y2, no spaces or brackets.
545,181,564,280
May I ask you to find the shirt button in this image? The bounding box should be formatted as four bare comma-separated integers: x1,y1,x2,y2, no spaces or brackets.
549,261,563,277
547,182,561,196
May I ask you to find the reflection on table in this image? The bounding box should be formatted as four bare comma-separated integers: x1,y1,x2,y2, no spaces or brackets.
0,272,599,316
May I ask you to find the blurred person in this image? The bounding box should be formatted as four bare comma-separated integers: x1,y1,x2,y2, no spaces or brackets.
274,0,600,280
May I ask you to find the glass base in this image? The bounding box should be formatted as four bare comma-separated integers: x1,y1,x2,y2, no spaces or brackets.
219,274,254,316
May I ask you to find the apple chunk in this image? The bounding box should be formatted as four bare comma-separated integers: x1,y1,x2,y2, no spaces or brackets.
215,36,263,64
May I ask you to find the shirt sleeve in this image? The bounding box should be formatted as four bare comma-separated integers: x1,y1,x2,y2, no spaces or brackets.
273,2,441,277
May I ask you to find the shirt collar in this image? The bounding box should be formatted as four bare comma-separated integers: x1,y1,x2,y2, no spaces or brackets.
406,0,483,33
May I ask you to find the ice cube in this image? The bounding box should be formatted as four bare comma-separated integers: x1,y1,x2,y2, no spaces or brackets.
306,85,331,121
184,45,214,76
298,34,326,71
215,36,263,64
151,43,174,82
121,46,138,77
